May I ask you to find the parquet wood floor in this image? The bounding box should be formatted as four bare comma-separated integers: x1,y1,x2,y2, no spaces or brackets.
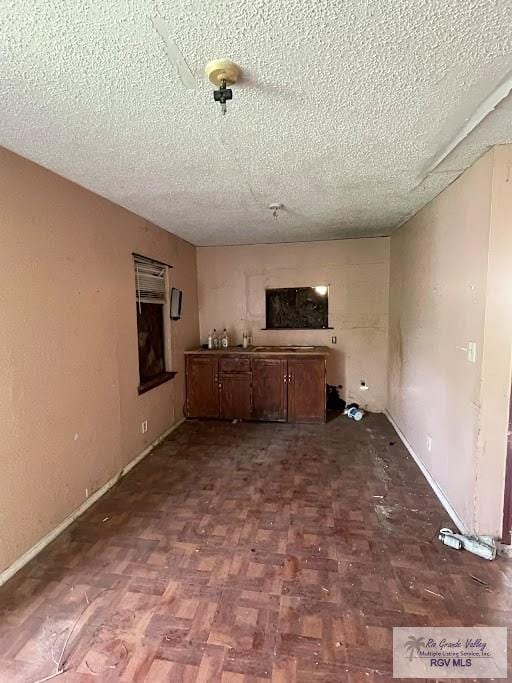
0,414,511,682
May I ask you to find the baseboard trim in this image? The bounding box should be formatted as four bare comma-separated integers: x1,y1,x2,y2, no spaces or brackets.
0,418,185,588
385,410,471,536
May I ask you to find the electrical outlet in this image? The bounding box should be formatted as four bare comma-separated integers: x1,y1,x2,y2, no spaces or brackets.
141,419,148,434
331,335,337,344
426,435,432,452
467,341,477,364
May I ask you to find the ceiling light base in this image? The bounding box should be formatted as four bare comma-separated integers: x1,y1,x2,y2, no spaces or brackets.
205,59,241,86
268,203,284,219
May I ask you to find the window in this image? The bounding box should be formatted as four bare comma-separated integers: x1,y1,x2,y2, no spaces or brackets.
265,286,329,329
134,254,175,393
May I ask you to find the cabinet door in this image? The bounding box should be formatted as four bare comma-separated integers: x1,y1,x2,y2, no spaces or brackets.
186,356,219,417
251,358,288,422
220,373,252,420
287,357,326,423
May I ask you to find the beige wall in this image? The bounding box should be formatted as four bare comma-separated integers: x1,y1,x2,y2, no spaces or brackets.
388,145,512,536
475,145,512,534
197,239,390,411
0,147,199,574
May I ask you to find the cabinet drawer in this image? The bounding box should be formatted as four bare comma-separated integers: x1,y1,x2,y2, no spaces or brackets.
219,357,250,373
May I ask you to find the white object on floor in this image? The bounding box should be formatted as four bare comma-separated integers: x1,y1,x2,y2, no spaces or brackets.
439,528,496,560
345,406,364,421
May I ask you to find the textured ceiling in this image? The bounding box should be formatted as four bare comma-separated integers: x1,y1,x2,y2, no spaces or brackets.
1,1,512,246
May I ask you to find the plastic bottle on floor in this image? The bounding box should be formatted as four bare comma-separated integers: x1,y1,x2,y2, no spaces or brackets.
345,403,364,421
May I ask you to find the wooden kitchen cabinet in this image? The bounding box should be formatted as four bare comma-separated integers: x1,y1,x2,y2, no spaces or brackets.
287,357,326,423
185,355,219,418
251,357,287,422
219,373,252,420
185,349,327,423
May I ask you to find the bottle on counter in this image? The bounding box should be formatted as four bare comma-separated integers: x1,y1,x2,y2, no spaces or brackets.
212,329,219,349
242,331,249,349
207,330,213,349
221,328,229,348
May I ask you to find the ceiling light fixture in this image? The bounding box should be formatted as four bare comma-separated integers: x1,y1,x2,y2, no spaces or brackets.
268,203,283,219
205,59,241,115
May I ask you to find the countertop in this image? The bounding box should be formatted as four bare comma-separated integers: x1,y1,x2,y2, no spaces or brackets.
185,345,329,356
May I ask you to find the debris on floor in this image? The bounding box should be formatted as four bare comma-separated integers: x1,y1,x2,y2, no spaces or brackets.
438,528,496,560
344,403,364,421
470,574,492,591
85,638,128,675
375,503,396,533
281,555,300,580
31,589,108,683
424,588,444,599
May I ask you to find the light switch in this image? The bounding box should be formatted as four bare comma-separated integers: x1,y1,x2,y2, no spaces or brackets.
467,342,477,364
